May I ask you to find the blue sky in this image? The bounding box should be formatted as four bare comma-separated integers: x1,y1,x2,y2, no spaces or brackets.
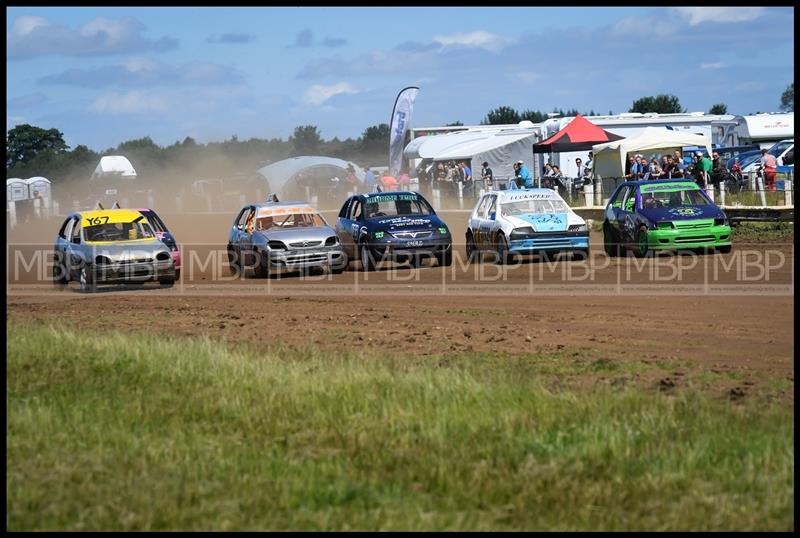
6,6,795,151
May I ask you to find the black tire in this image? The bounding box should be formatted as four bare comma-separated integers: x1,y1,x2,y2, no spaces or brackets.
495,233,512,265
79,264,96,293
466,232,478,264
603,223,619,258
252,248,271,278
573,248,590,261
360,241,375,272
227,245,240,276
159,278,175,288
717,244,733,254
538,250,553,262
53,253,68,287
331,251,348,274
175,268,181,282
436,248,453,267
633,226,650,258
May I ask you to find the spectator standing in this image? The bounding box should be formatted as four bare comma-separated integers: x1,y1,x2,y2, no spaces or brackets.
346,164,359,193
398,169,411,189
516,160,533,189
697,152,713,187
364,166,377,192
461,161,474,197
585,151,593,172
760,148,778,191
624,155,636,179
481,161,494,190
380,171,398,192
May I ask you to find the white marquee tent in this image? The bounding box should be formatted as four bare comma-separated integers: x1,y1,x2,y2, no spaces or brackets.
256,156,364,197
592,127,712,178
91,155,137,180
403,127,540,181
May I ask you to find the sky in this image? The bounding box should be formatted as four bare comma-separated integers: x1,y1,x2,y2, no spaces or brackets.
6,6,795,152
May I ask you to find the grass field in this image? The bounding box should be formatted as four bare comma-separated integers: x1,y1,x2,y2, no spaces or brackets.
6,321,794,531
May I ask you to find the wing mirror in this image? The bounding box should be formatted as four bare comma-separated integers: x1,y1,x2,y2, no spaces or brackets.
236,224,243,230
489,212,496,221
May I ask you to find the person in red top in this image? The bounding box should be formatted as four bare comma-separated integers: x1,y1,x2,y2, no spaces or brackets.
760,148,778,191
380,171,398,192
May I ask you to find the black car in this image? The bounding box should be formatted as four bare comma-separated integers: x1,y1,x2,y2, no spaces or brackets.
335,191,452,271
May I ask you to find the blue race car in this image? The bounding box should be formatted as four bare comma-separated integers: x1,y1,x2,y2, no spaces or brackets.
334,191,452,270
602,180,732,257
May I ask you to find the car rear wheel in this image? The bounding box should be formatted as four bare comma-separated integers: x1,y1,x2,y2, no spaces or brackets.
603,223,619,258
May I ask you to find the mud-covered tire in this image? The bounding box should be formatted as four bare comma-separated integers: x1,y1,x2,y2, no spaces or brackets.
159,278,175,288
227,245,240,276
573,248,590,261
717,244,733,254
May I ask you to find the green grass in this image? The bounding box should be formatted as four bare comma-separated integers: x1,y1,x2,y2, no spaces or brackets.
731,221,794,242
6,322,794,531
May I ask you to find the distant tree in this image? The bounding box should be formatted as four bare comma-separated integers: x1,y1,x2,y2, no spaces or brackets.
520,109,547,123
780,83,794,112
482,106,521,125
445,121,464,126
629,94,686,114
709,103,728,115
289,125,322,156
359,123,390,161
6,124,69,168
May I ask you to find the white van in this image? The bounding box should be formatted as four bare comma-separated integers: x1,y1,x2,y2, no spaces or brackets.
741,139,794,173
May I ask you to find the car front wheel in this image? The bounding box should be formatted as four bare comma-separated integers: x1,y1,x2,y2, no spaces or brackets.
603,223,619,258
633,226,650,258
79,265,96,293
360,242,375,272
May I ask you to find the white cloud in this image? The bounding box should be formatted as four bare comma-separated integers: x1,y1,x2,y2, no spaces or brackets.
511,71,539,84
673,7,766,26
7,15,177,59
433,31,509,52
124,57,158,73
303,82,359,106
9,16,49,37
90,91,169,115
735,81,766,93
700,62,725,70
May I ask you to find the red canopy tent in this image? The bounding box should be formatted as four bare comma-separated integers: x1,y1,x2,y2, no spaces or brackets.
533,114,624,154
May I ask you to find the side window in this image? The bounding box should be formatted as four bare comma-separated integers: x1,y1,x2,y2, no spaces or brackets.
70,218,81,244
338,198,352,219
349,199,363,221
149,213,167,233
243,208,256,233
58,217,72,239
487,196,497,218
610,186,629,208
234,207,249,228
474,196,489,218
622,188,637,212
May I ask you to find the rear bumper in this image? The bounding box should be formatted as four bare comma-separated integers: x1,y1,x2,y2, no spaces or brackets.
647,225,732,250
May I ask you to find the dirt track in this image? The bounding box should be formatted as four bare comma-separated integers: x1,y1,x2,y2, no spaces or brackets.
7,211,795,402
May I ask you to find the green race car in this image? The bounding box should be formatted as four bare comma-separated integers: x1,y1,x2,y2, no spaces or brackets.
602,180,732,257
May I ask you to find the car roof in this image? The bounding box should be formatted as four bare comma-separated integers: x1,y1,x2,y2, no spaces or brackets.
618,179,699,188
249,201,314,209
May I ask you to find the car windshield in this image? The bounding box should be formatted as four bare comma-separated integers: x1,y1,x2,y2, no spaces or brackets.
363,193,433,219
501,198,568,216
639,187,711,209
84,221,155,242
768,141,793,157
256,212,327,231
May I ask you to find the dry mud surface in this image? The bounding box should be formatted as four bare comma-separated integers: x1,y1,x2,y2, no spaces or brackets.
7,211,794,402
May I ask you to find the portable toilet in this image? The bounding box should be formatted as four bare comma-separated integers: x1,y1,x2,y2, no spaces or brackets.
7,178,29,202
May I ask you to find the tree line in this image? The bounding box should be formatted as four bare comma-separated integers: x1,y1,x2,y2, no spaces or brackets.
6,85,793,185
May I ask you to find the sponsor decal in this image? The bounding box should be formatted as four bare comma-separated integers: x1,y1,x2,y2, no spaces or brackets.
640,182,698,193
366,194,419,203
669,207,704,217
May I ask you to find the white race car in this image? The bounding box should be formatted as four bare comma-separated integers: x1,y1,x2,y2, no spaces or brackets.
466,189,590,263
